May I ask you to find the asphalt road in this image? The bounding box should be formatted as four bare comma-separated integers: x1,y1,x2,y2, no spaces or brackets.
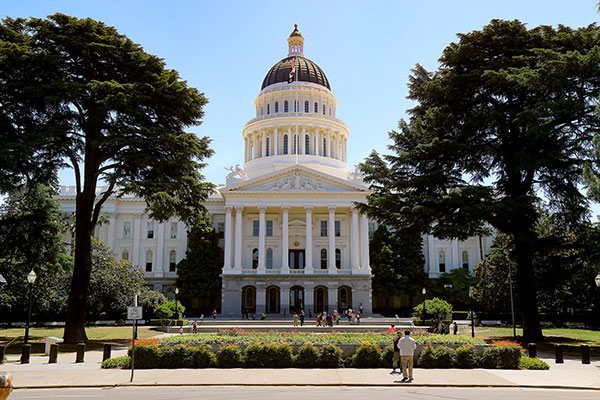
9,386,600,400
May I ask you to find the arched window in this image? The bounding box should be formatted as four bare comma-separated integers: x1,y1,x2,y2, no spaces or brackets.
121,249,129,261
314,102,318,113
293,134,297,154
305,134,310,154
252,248,259,269
320,249,327,269
145,250,153,272
284,100,289,113
275,101,279,113
283,134,289,154
462,250,469,270
266,137,270,156
267,104,270,114
266,248,273,269
322,104,326,115
169,250,177,272
335,248,341,269
439,251,446,273
322,137,327,157
294,100,298,112
304,101,309,113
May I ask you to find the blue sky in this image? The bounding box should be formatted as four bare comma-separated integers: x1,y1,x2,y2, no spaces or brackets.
2,1,599,191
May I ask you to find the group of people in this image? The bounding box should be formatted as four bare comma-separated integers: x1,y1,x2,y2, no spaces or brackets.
292,309,306,326
434,321,458,335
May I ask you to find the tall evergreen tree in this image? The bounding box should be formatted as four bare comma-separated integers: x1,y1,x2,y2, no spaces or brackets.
0,14,213,342
359,20,600,340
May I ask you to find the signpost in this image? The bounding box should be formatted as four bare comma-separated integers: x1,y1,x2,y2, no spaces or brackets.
128,294,142,382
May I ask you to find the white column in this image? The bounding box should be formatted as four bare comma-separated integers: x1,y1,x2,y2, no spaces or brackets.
305,206,313,270
280,288,290,315
234,206,243,268
281,206,290,270
300,126,305,154
252,132,258,159
256,287,266,315
224,206,233,268
258,206,266,270
315,128,320,156
360,214,370,268
336,134,341,160
326,130,331,157
344,137,348,162
261,130,266,158
328,206,336,270
428,235,437,275
452,239,459,270
287,126,292,154
274,127,278,155
156,222,164,273
244,137,248,162
132,215,141,267
351,208,360,269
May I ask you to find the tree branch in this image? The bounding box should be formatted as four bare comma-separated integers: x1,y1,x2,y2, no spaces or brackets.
96,162,120,175
66,149,82,194
91,178,117,227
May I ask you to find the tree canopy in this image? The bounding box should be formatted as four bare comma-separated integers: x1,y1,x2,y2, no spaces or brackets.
359,20,600,340
0,14,213,342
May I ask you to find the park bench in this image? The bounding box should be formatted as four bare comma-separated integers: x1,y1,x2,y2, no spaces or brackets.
45,336,63,355
480,320,502,327
563,322,586,329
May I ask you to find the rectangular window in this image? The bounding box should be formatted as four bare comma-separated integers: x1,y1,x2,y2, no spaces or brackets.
123,222,131,239
314,102,318,113
335,220,341,237
169,250,177,272
147,222,154,239
170,222,178,239
304,101,309,113
145,250,153,272
253,220,259,237
266,220,273,237
321,220,327,237
217,222,225,239
368,222,376,240
305,135,310,154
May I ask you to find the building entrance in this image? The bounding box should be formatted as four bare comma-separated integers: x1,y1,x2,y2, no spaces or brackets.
289,249,305,269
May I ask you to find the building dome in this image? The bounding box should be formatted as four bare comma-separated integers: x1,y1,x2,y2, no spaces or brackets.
261,56,331,90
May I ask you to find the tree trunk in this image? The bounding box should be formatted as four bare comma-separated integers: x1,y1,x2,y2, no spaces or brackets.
63,167,97,343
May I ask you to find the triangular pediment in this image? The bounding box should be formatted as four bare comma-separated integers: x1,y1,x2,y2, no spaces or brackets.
221,166,368,193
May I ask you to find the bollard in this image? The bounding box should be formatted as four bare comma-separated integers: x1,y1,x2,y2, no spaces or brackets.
581,345,590,364
21,344,31,364
554,344,563,364
527,343,537,358
48,343,58,363
0,344,5,364
76,342,85,363
103,343,112,362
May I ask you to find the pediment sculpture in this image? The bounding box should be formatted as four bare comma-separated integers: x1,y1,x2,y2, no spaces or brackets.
225,164,248,180
271,171,324,191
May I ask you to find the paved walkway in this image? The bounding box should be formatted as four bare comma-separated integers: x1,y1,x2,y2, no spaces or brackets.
1,348,599,390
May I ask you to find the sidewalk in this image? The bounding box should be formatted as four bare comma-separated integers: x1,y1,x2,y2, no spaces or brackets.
1,350,599,390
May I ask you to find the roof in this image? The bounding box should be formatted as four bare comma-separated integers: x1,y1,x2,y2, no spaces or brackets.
261,56,330,90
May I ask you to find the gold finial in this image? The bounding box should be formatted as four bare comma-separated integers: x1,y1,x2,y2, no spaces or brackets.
288,24,304,55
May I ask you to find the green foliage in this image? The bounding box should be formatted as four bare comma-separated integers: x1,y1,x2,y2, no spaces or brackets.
418,345,456,368
188,344,216,368
351,342,381,368
379,346,395,368
358,19,600,341
154,300,186,319
0,184,72,320
244,343,293,368
130,345,161,369
519,356,550,370
480,346,522,369
455,345,478,368
294,343,320,368
413,298,453,326
216,344,243,368
318,344,342,368
101,355,131,369
176,212,222,315
430,268,476,311
138,289,168,321
149,319,188,327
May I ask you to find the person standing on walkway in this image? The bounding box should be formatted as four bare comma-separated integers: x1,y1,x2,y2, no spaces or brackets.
0,372,12,400
293,313,298,327
391,330,401,374
300,309,305,326
399,330,417,382
192,320,197,334
212,309,217,320
388,324,396,334
452,321,458,335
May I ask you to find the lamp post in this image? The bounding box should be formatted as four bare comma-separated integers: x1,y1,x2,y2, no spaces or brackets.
421,288,427,327
503,249,517,339
24,269,37,344
174,287,180,320
469,286,474,338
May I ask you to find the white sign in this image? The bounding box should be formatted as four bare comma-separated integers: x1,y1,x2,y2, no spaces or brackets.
127,306,143,320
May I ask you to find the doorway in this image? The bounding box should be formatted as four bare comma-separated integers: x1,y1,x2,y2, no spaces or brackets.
289,249,305,269
266,286,280,314
315,286,328,313
289,286,304,313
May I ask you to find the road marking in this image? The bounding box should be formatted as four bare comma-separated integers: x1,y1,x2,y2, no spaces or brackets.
20,395,103,399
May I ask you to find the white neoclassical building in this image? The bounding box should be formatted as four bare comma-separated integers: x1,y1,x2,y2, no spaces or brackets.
56,25,493,316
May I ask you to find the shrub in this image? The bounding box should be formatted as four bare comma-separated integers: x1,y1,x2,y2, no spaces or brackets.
189,344,216,368
456,345,478,368
379,346,395,368
159,344,190,368
352,342,381,368
294,343,320,368
130,345,160,369
519,356,550,370
319,344,342,368
244,343,293,368
101,355,131,369
216,344,243,368
418,345,456,368
154,300,185,319
480,346,521,369
149,318,188,326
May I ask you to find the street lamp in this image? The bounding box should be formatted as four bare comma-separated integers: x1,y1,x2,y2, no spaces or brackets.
421,288,427,327
504,249,517,339
469,286,475,338
174,287,180,320
24,269,37,344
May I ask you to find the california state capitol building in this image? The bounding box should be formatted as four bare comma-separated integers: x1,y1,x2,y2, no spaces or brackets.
56,26,493,317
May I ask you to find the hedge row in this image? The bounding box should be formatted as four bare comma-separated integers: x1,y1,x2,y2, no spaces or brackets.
118,342,523,369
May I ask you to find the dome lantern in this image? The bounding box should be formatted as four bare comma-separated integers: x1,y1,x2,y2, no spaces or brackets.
287,24,304,56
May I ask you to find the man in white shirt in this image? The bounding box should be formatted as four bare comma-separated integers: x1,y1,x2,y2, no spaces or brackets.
398,330,417,381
